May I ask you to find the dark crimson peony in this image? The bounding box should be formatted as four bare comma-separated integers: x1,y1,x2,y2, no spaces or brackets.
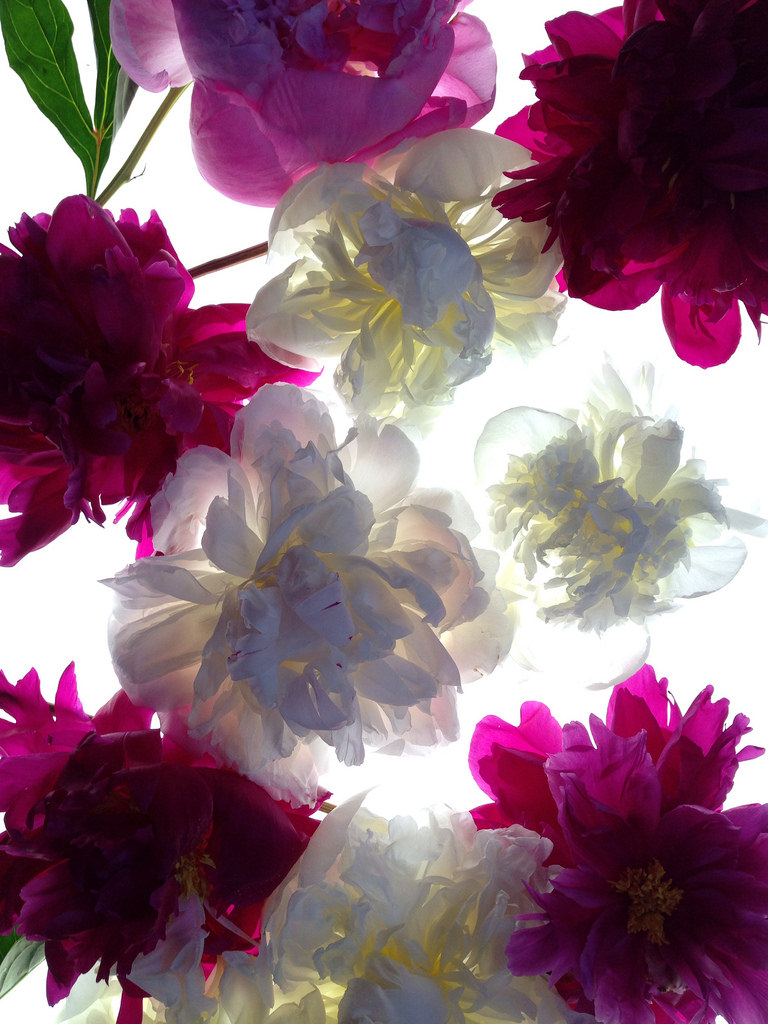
0,665,316,1006
0,195,316,566
494,0,768,367
470,665,768,1024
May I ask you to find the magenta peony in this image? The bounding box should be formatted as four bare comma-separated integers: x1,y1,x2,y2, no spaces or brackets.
109,0,497,206
470,665,768,1024
494,1,768,367
0,195,315,566
0,665,315,1007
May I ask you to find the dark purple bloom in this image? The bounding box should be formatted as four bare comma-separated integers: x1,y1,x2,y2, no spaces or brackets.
494,0,768,367
469,666,768,1024
607,664,762,812
0,195,317,565
470,665,761,867
0,666,314,1004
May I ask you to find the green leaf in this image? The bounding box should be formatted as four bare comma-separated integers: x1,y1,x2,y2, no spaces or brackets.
0,931,18,963
0,935,45,999
0,0,98,191
86,0,121,193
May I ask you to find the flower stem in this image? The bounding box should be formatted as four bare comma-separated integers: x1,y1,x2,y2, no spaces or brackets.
96,85,190,207
189,241,269,278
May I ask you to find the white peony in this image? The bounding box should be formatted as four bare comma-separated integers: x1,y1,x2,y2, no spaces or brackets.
256,797,592,1024
475,365,751,638
106,384,507,805
246,130,563,422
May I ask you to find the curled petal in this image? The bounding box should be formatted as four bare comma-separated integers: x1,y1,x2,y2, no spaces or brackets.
661,287,742,368
110,0,192,90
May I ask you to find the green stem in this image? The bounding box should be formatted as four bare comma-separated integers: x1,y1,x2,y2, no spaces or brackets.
95,85,190,206
189,241,269,278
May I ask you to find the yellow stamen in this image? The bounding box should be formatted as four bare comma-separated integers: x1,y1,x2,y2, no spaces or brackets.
611,859,683,945
174,846,216,901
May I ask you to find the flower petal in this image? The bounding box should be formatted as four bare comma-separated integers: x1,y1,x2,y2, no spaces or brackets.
661,287,742,368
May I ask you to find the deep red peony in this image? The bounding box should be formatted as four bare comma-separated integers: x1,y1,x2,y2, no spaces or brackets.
494,0,768,367
0,195,316,566
0,665,316,1007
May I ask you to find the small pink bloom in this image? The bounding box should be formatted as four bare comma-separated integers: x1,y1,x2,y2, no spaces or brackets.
469,703,569,866
0,663,91,756
607,664,763,812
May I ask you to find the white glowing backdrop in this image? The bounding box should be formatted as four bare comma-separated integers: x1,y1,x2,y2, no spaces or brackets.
0,2,765,1020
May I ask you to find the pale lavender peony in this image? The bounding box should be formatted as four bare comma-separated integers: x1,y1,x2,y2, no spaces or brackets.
110,0,496,205
106,384,506,805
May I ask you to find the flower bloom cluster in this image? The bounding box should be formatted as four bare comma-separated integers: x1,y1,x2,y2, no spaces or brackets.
494,0,768,366
0,196,314,566
0,665,316,1018
110,0,497,206
107,383,504,806
251,798,589,1024
470,664,768,1024
246,130,563,420
474,367,747,633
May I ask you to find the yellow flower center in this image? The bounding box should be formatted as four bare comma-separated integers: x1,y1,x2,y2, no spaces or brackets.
611,859,683,945
490,430,694,623
174,843,216,901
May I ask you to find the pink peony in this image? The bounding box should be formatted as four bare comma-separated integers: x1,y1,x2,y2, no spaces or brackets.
0,195,316,565
110,0,497,205
469,701,570,867
0,665,316,1007
494,1,768,366
470,666,768,1024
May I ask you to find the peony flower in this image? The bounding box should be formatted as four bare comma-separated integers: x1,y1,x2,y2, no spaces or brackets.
0,195,315,566
474,365,749,636
110,0,497,206
0,662,143,758
246,130,563,421
255,797,590,1024
470,663,762,860
106,383,504,806
493,1,768,366
0,665,314,1010
469,699,570,869
469,665,768,1024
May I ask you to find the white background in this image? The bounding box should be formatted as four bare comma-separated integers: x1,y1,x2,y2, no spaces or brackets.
0,2,766,1019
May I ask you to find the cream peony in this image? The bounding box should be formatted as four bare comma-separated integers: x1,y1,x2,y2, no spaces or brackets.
475,365,750,636
246,130,563,421
256,797,591,1024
